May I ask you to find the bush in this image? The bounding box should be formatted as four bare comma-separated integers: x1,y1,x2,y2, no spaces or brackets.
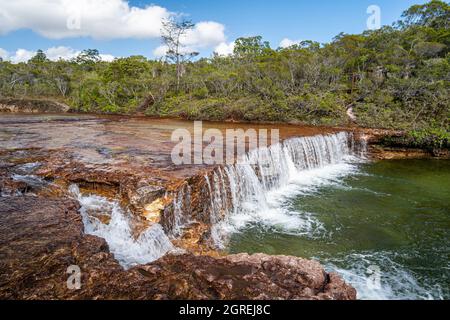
408,127,450,149
380,127,449,150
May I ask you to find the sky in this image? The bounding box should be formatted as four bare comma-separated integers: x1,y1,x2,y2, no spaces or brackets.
0,0,427,63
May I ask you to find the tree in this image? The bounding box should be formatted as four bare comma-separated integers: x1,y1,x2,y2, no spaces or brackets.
161,18,199,91
75,49,101,69
29,50,48,64
400,0,450,29
234,36,271,58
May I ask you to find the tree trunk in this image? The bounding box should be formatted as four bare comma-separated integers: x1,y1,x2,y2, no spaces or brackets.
136,93,155,114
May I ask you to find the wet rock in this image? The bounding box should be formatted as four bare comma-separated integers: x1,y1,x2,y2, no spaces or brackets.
369,146,435,160
143,198,165,223
129,183,166,213
355,128,450,160
0,196,356,300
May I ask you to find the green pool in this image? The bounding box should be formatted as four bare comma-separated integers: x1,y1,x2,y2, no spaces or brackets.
228,159,450,300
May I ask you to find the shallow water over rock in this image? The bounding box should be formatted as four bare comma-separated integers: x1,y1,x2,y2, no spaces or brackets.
3,113,445,300
0,113,341,178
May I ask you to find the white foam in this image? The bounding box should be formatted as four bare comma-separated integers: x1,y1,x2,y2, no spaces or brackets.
69,184,174,269
208,132,363,248
323,251,445,300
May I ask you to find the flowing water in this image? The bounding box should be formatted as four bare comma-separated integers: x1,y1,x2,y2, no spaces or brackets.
200,131,449,300
69,184,175,269
226,159,450,300
207,132,360,248
2,114,448,299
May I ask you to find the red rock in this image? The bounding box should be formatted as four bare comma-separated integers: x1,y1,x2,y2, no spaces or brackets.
0,196,356,300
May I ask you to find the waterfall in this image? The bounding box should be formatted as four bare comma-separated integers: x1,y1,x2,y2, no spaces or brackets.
169,183,192,238
67,131,363,266
205,131,363,248
69,184,175,269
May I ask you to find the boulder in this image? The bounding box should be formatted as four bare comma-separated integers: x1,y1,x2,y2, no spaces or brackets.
0,196,356,300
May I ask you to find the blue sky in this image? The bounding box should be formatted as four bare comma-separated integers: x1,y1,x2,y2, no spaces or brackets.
0,0,427,62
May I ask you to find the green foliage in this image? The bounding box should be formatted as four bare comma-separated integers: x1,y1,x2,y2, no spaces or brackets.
234,36,271,57
29,50,49,64
400,0,450,29
0,1,448,146
381,126,450,150
408,127,450,149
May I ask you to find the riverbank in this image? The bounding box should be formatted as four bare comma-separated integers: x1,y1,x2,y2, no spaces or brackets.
0,113,359,300
1,98,447,160
0,111,447,299
0,196,356,300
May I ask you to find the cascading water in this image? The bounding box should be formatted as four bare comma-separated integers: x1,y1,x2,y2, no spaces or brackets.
67,131,364,277
168,183,192,238
69,184,175,269
205,131,363,248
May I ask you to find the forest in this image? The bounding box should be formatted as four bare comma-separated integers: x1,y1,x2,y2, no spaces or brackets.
0,0,449,147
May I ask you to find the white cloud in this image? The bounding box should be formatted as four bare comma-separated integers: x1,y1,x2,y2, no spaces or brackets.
99,54,115,62
279,38,302,48
153,45,169,58
182,22,226,48
44,46,79,61
153,21,227,58
10,49,35,63
0,0,227,54
0,46,115,63
0,48,9,60
0,0,170,40
214,41,235,56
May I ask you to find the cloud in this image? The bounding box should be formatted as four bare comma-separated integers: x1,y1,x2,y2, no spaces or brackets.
279,38,302,48
153,21,227,58
0,0,227,53
0,0,170,40
99,54,115,62
214,41,235,56
10,49,35,63
153,45,169,58
0,48,9,60
0,46,115,63
183,22,226,48
44,46,79,61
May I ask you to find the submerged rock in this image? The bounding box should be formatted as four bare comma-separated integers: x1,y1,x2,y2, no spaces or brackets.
0,196,356,300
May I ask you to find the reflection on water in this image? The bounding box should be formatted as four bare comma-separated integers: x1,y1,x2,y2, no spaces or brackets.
229,160,450,300
0,113,340,179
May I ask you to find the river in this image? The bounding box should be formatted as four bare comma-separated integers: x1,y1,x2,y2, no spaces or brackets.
228,159,450,300
1,113,448,300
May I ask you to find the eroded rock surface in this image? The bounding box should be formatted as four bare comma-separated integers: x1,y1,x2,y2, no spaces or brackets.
355,128,450,160
0,196,356,300
0,114,359,300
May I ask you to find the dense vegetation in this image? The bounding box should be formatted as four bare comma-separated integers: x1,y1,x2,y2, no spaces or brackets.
0,1,448,145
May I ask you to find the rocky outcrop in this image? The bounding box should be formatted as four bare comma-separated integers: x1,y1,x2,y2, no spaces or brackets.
0,114,360,300
368,145,445,160
0,98,70,113
0,196,356,300
354,128,450,160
